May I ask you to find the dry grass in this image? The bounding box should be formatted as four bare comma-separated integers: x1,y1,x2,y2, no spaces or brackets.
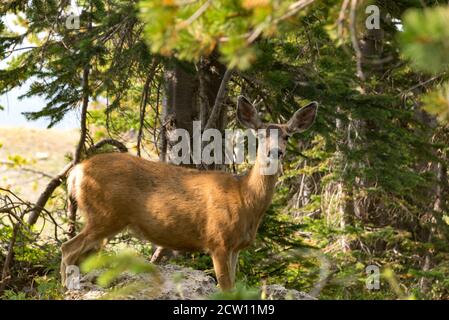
0,127,78,202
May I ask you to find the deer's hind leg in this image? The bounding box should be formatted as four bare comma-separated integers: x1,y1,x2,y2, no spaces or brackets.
61,212,128,287
60,228,104,287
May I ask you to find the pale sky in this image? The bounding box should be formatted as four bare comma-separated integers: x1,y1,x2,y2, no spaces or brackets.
0,13,78,129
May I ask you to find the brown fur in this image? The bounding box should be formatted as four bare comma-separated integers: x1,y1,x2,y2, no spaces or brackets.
61,152,277,290
60,97,317,291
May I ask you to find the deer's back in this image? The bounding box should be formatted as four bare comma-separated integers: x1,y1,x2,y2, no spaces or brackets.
68,153,246,251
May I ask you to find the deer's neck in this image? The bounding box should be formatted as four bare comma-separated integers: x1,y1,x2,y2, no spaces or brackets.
242,152,280,220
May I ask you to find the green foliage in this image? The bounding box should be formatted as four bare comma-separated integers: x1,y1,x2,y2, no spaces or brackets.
1,290,28,300
400,6,449,74
7,154,31,166
1,0,155,127
33,275,64,300
89,108,141,137
139,0,316,69
421,83,449,122
400,6,449,124
76,250,166,300
81,250,157,287
0,225,62,299
210,282,260,300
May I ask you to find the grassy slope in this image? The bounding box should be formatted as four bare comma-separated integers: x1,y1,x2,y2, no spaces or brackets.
0,127,78,202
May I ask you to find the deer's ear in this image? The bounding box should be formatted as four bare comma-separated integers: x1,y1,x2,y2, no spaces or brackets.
287,102,318,134
237,95,263,129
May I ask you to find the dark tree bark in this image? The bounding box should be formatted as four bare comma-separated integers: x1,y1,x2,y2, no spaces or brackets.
161,55,228,167
164,62,198,136
198,52,228,132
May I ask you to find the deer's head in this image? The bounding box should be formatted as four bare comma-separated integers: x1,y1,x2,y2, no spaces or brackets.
237,95,318,162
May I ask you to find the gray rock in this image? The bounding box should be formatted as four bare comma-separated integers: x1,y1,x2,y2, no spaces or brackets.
262,284,316,300
64,264,314,300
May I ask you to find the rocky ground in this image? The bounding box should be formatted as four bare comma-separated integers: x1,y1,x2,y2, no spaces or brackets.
64,264,316,300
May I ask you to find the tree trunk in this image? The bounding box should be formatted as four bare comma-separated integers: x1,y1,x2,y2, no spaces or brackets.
152,55,227,261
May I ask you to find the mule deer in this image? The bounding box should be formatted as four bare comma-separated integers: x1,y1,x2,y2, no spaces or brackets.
60,96,318,291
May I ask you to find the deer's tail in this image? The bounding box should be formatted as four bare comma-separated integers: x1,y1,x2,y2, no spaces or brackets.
66,165,82,237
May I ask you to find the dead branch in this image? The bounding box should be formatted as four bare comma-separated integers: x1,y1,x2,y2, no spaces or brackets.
204,68,233,131
73,65,91,165
337,0,350,39
137,58,160,157
70,7,94,236
27,162,73,226
349,0,365,81
0,188,32,293
0,224,19,293
87,139,128,154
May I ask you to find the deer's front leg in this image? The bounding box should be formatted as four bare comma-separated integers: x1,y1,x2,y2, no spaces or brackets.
230,251,239,285
211,250,233,291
